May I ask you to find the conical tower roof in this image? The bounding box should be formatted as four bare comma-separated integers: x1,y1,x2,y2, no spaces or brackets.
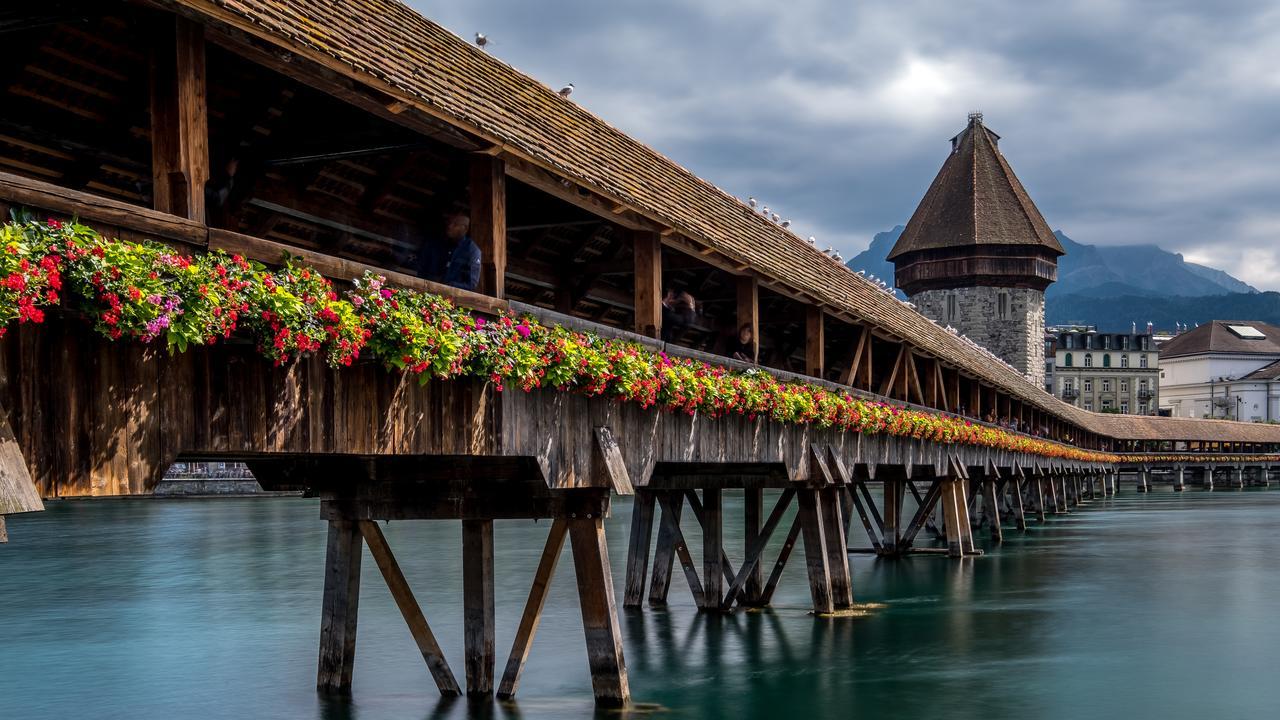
888,114,1064,260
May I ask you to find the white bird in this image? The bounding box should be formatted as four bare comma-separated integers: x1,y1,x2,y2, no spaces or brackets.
868,274,877,282
856,269,865,275
748,197,757,209
781,219,791,229
771,213,780,223
559,83,574,98
833,252,843,262
761,206,770,216
808,236,817,245
824,246,834,255
474,32,489,48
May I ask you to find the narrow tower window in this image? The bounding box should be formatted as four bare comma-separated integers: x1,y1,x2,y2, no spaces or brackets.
997,291,1010,320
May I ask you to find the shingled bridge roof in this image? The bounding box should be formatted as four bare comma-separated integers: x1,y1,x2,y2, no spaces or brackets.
156,0,1280,445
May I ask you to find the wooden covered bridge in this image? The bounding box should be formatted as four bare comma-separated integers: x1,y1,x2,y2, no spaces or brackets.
2,0,1280,707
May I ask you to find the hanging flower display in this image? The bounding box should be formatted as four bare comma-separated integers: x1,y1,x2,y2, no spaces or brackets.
0,216,1164,464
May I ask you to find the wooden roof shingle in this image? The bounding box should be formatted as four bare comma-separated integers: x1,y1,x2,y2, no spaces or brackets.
889,115,1064,260
156,0,1280,446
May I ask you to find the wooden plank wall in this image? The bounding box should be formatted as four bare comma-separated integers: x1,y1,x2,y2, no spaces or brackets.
0,316,495,497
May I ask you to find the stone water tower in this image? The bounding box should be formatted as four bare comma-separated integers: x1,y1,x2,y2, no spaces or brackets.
889,113,1063,388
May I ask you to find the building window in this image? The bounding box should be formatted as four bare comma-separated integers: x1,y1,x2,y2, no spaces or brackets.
1103,354,1111,368
1121,336,1130,350
1121,354,1129,368
1102,399,1113,409
1140,354,1148,368
997,291,1010,320
1120,380,1129,392
1139,379,1148,391
1084,354,1093,367
1064,352,1073,367
1121,401,1130,414
947,293,959,323
1139,402,1148,413
1103,335,1112,350
1084,379,1093,392
1084,402,1093,411
1102,380,1112,392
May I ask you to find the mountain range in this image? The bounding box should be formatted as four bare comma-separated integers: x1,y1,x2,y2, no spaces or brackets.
847,227,1280,332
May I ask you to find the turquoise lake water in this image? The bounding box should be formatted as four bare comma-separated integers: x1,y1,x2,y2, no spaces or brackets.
2,488,1278,719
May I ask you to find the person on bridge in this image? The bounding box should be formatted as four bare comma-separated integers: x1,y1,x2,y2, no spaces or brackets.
411,211,482,292
661,288,697,343
729,323,756,362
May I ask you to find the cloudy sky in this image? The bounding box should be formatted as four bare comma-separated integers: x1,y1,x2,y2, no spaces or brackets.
414,0,1280,290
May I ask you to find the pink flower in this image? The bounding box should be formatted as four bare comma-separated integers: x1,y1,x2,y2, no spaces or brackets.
516,322,531,339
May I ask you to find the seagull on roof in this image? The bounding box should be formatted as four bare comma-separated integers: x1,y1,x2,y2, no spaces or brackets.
856,269,864,275
475,32,489,49
781,220,791,228
761,206,770,217
748,197,757,209
833,251,843,262
559,83,574,98
809,236,817,245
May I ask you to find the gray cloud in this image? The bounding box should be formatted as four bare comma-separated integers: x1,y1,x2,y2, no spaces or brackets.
414,0,1280,289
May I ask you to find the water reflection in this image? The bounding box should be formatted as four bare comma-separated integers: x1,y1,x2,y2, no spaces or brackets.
3,491,1280,719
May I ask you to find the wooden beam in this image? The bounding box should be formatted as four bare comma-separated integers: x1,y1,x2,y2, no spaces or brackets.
839,328,867,387
317,518,362,693
633,230,662,338
796,489,834,614
723,488,795,610
701,488,723,611
358,520,461,695
623,491,656,607
647,491,683,606
150,16,209,221
0,399,42,515
592,427,633,495
879,344,906,399
504,155,652,230
462,518,495,695
806,306,824,379
568,516,631,706
470,155,506,297
907,353,927,405
498,518,568,699
737,276,759,363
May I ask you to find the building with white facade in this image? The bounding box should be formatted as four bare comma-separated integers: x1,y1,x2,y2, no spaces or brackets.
1159,321,1280,422
1052,327,1159,414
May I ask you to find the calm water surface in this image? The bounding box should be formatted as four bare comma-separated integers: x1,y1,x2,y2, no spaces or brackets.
3,489,1279,719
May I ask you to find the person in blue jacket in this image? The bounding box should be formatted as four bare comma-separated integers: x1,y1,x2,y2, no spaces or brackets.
415,211,481,291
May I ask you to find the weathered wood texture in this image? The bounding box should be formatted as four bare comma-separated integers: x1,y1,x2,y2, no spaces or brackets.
317,518,363,693
0,400,42,514
0,316,496,497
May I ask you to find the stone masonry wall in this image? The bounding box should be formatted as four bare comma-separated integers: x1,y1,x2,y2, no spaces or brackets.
911,286,1046,388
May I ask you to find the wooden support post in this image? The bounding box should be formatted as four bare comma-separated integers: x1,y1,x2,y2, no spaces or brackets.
150,16,209,221
1033,476,1047,522
737,276,759,363
470,156,507,298
317,518,363,694
656,492,704,606
1178,466,1189,492
497,520,568,698
1008,474,1027,531
1048,475,1064,514
761,516,802,605
723,489,795,610
1235,467,1244,490
939,476,966,558
1072,476,1082,507
882,475,905,554
462,519,496,696
568,516,631,706
633,231,662,338
796,489,834,614
358,521,461,696
648,491,682,606
701,488,723,611
900,478,944,549
983,473,1003,543
623,490,656,608
845,480,884,554
806,306,825,378
743,487,765,604
819,486,853,609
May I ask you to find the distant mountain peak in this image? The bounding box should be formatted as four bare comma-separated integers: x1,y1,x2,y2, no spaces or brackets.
848,226,1261,330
